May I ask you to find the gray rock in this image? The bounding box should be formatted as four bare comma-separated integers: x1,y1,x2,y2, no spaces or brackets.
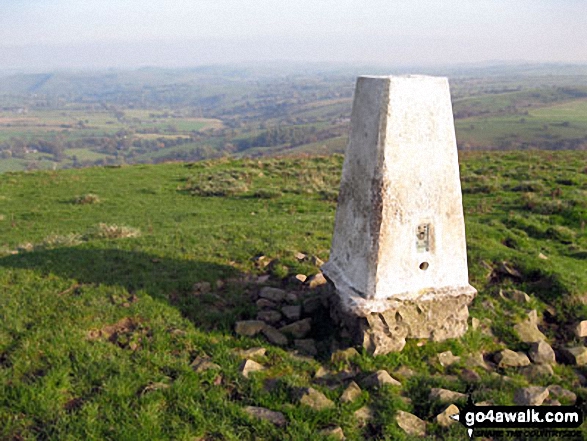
190,355,221,372
240,359,265,378
574,321,587,338
310,256,325,267
394,366,416,379
319,426,345,440
282,305,302,321
298,387,334,410
528,340,556,365
460,369,481,383
501,289,531,303
513,386,549,406
235,320,266,337
256,298,277,309
429,388,467,404
559,346,587,366
494,349,531,368
294,338,317,356
438,350,460,367
361,370,401,388
520,364,554,380
331,347,360,363
395,410,426,437
234,347,266,358
257,309,282,324
340,381,362,403
262,326,288,346
543,399,561,406
436,404,460,427
306,272,327,289
547,385,576,404
514,311,546,343
285,292,299,304
279,318,312,339
464,353,492,371
244,406,286,427
354,406,374,427
302,296,323,314
259,287,287,303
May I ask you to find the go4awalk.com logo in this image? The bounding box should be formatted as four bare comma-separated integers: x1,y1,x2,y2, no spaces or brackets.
450,396,584,438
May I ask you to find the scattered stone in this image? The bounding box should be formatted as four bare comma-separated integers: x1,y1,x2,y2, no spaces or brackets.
501,289,531,303
244,406,286,427
303,296,323,314
291,274,307,285
282,305,302,321
574,321,587,338
240,359,265,378
306,272,327,289
354,406,374,426
514,310,546,343
340,381,362,403
331,347,360,363
256,275,271,284
543,399,561,406
429,388,467,404
436,404,459,427
294,338,317,356
520,364,555,380
235,320,266,337
471,317,480,330
395,410,426,437
394,366,416,379
528,340,556,365
314,366,330,379
494,349,531,368
460,369,482,383
559,346,587,366
362,370,401,388
190,355,221,372
256,298,277,309
253,255,271,268
319,426,345,440
257,310,282,324
438,350,461,367
547,385,576,403
298,387,334,410
294,252,307,261
285,292,299,304
464,353,492,371
234,347,267,358
192,281,211,294
259,287,287,303
513,386,549,406
279,318,312,339
538,252,548,260
476,400,494,406
310,255,325,267
262,326,288,346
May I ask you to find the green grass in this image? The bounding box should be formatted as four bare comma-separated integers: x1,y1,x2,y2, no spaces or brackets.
0,152,586,439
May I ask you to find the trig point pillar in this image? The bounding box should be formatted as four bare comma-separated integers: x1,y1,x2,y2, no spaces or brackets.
322,75,476,355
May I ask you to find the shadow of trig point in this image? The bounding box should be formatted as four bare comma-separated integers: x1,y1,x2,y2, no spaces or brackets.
322,75,477,355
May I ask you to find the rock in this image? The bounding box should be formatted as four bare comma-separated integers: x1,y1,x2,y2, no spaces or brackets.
471,317,480,330
303,296,323,314
319,426,345,440
314,366,330,379
294,339,317,356
294,252,307,261
240,359,265,378
513,386,549,406
306,272,327,289
501,289,531,303
361,370,401,388
279,318,312,339
574,321,587,338
476,401,494,406
256,298,277,309
331,347,359,363
547,385,576,403
257,310,282,324
298,387,335,410
190,355,221,372
234,347,267,358
528,341,556,365
253,255,271,268
429,388,467,404
354,406,374,426
538,252,548,260
559,346,587,366
464,353,492,371
520,364,554,380
436,404,459,427
235,320,266,337
259,287,287,303
543,399,561,406
395,410,426,437
285,292,299,304
256,274,271,284
340,381,362,403
438,350,460,367
282,305,302,321
394,366,416,379
310,256,325,267
460,369,481,383
192,282,211,294
244,406,286,427
291,274,307,285
494,349,531,368
262,326,288,346
514,311,546,343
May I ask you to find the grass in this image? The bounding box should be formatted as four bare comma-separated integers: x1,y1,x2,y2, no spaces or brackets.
0,151,586,439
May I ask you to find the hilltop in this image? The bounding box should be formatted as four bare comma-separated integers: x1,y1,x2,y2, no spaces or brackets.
0,151,586,440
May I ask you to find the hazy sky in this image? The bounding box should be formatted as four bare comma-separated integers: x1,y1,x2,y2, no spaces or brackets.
1,0,586,70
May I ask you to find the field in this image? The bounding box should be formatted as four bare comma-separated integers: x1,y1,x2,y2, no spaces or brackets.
0,151,586,440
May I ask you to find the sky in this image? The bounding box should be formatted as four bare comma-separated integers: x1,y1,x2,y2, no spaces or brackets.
1,0,586,70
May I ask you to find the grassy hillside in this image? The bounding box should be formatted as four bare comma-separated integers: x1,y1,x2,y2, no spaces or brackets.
0,151,586,440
